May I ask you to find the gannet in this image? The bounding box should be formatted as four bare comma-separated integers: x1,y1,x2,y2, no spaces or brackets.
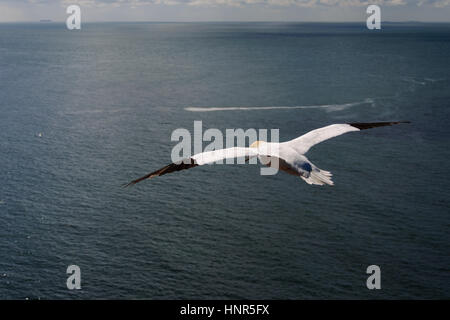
125,121,409,187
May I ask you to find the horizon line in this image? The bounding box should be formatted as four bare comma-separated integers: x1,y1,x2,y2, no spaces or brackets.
1,20,450,24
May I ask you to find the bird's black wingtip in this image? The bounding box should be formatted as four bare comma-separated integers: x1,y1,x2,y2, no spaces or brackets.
122,181,135,188
349,121,411,130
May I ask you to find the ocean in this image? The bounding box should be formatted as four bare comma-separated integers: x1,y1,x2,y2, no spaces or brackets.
0,22,449,299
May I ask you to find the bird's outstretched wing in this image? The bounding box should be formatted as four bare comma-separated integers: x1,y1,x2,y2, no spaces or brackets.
282,121,410,155
124,147,258,187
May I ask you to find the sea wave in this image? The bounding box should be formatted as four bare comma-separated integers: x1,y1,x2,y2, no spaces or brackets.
185,98,374,112
58,108,132,116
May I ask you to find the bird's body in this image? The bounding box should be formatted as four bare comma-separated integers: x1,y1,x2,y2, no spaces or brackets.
125,121,409,187
251,141,333,185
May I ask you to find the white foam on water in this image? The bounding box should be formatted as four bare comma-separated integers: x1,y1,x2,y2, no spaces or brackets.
185,98,373,113
59,108,132,116
424,78,446,83
402,78,426,85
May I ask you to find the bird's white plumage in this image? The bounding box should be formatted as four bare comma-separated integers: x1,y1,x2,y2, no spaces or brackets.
281,123,360,154
192,147,259,165
126,121,407,187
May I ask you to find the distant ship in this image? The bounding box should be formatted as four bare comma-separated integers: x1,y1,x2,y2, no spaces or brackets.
39,19,52,23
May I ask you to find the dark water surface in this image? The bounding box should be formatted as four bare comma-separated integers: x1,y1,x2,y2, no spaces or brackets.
0,22,449,299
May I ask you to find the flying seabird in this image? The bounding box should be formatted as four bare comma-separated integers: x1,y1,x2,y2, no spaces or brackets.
124,121,409,187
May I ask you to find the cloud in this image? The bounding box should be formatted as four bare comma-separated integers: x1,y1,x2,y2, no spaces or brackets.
52,0,450,7
0,0,438,7
0,3,27,21
318,0,407,6
419,0,450,6
0,0,448,22
0,0,440,6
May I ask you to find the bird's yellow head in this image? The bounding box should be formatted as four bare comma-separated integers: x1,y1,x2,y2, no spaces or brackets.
250,140,264,148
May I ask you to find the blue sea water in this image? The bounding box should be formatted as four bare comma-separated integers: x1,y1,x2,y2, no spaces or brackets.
0,22,449,299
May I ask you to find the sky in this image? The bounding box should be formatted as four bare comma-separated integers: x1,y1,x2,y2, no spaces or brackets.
0,0,449,22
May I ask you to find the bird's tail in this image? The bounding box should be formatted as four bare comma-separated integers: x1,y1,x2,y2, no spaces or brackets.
301,166,334,186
